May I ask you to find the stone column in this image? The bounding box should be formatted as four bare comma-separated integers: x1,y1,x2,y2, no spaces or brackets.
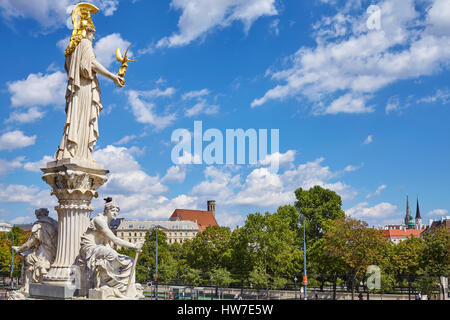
29,159,108,299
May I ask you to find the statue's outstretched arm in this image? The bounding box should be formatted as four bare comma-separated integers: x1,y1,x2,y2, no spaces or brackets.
96,218,139,250
92,59,124,88
14,233,39,254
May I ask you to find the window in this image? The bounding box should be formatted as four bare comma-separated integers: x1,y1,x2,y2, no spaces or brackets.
129,233,131,237
129,225,133,229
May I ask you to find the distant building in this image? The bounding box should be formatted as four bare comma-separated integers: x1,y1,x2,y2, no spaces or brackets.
115,220,199,248
383,228,424,245
383,195,426,244
0,222,12,233
169,200,218,232
422,216,450,236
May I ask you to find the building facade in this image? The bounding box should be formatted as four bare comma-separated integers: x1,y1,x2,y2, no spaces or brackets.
115,220,199,248
169,200,218,232
0,222,12,233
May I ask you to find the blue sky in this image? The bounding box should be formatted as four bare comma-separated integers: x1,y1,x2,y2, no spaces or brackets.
0,0,449,228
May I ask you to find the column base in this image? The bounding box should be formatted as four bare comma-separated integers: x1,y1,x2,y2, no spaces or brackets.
29,283,78,300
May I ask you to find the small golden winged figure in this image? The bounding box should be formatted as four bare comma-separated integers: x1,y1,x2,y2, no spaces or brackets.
115,45,136,86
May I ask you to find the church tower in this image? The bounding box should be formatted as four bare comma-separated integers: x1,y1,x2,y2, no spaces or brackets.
415,197,422,229
404,195,412,227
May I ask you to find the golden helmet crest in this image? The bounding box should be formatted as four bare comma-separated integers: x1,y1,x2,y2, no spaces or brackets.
64,2,99,57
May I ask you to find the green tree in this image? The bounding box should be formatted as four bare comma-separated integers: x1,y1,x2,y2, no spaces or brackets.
420,227,450,299
294,186,345,244
209,267,233,299
236,212,301,282
0,227,29,279
323,217,390,300
181,268,203,287
136,228,170,284
185,226,232,273
249,265,270,299
308,237,347,298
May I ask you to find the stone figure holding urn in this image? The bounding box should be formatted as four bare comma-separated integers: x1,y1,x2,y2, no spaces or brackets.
78,198,144,299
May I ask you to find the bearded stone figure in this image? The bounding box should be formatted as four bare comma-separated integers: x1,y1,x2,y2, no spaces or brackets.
55,3,124,162
12,208,58,294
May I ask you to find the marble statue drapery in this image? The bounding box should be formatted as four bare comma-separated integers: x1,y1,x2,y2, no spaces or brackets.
78,214,142,299
56,38,102,161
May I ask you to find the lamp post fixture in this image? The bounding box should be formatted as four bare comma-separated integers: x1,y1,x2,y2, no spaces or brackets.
296,207,308,300
7,230,14,289
302,212,307,300
294,276,298,300
150,228,159,300
155,228,158,300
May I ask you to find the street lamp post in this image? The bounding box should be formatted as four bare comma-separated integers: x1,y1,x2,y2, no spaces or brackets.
7,231,14,289
155,228,158,300
294,276,298,300
302,213,307,300
296,207,307,300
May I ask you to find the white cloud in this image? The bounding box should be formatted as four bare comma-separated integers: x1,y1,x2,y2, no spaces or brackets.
251,0,450,114
0,157,24,176
427,0,450,36
344,164,362,172
156,0,278,48
94,33,132,68
0,184,56,208
346,201,399,219
321,93,374,115
362,135,373,145
94,145,168,196
7,71,66,108
126,90,177,130
23,155,54,173
6,107,45,124
366,184,387,198
182,89,210,100
162,165,186,184
185,99,220,117
113,135,137,146
426,209,448,217
0,130,36,150
417,89,450,105
0,0,119,30
257,150,296,168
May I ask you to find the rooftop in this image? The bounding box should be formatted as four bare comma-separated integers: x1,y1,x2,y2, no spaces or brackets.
170,209,218,232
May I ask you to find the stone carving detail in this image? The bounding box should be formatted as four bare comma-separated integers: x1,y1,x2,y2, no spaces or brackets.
39,163,109,288
12,208,58,294
78,198,144,299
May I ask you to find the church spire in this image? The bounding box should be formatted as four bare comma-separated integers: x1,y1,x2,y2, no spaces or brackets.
405,195,411,226
415,197,421,219
415,197,422,228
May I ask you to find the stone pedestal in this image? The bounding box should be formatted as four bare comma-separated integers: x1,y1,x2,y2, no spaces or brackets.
31,159,108,299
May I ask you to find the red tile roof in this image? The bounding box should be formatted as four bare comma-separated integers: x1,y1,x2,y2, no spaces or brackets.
383,229,424,238
169,209,218,232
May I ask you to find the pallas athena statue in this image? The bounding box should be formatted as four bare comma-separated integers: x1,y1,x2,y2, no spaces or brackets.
55,2,125,162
